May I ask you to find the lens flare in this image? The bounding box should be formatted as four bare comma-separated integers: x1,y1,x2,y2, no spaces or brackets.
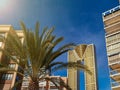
0,0,8,8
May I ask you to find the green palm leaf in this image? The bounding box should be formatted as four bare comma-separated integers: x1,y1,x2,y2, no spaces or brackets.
0,21,91,90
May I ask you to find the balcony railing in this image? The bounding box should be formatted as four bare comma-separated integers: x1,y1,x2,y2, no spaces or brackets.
112,81,120,88
22,81,29,87
109,58,120,65
102,5,120,17
107,49,120,56
110,69,120,76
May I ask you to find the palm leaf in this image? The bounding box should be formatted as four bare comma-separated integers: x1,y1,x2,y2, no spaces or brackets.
52,61,92,74
0,21,91,90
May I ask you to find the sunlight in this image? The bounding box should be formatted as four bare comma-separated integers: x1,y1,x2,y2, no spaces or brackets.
0,0,8,8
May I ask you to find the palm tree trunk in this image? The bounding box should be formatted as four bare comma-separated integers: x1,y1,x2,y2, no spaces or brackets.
28,78,39,90
46,80,49,90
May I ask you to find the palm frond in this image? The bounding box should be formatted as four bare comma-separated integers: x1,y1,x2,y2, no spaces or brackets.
46,62,65,70
0,21,91,90
44,77,72,90
45,43,75,67
52,61,92,74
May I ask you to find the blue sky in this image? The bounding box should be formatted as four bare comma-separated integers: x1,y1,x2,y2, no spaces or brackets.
0,0,119,90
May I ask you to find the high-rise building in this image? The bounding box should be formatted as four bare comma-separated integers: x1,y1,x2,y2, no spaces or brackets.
0,25,24,90
102,5,120,90
68,44,98,90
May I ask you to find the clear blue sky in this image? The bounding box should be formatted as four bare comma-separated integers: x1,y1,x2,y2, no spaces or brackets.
0,0,119,90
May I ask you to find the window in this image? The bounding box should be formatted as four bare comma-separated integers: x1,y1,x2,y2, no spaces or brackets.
107,43,120,51
0,42,2,47
8,63,15,69
0,33,5,37
106,33,120,45
1,73,13,80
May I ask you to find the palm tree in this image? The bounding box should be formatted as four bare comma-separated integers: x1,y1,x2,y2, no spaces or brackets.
0,22,91,90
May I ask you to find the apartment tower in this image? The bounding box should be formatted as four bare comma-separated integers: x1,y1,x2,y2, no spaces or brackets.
68,44,98,90
0,25,24,90
102,5,120,90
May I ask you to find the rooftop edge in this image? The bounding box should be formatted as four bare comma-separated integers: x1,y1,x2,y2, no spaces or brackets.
102,5,120,17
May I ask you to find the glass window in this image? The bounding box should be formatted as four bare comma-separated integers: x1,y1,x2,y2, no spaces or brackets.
107,43,120,51
1,74,5,80
5,74,8,80
0,33,5,37
1,73,13,80
106,33,120,45
0,42,2,47
8,63,15,69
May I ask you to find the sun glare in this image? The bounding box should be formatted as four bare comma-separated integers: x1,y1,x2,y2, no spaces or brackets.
0,0,8,8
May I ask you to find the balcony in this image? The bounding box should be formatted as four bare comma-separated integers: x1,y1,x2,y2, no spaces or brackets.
110,69,120,75
103,5,120,18
22,81,29,87
109,61,120,70
109,58,120,65
110,72,120,81
104,21,120,34
112,81,120,90
112,87,120,90
107,49,120,56
110,64,120,70
106,39,120,46
104,14,120,27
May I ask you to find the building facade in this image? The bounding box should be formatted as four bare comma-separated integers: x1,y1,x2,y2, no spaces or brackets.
21,76,67,90
102,5,120,90
0,25,24,90
68,44,98,90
